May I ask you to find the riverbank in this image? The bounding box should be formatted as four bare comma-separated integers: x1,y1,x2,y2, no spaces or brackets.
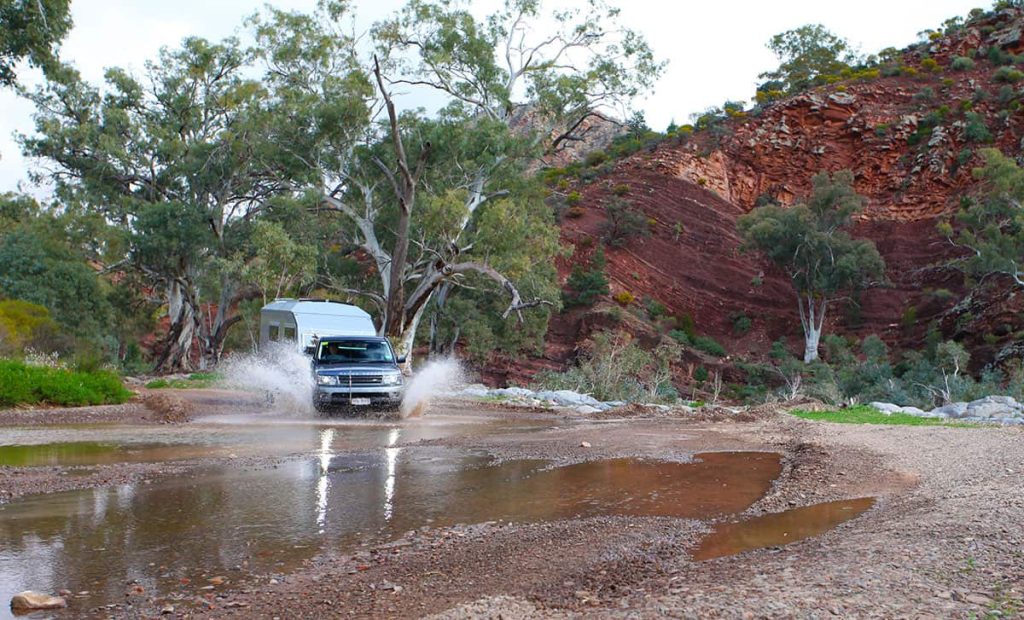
0,390,1020,618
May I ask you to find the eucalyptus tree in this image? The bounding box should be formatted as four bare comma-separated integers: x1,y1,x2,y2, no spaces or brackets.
0,0,72,86
24,38,286,371
737,171,885,363
252,0,660,360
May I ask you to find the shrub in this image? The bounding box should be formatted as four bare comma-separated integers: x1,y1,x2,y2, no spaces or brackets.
691,335,726,357
731,313,752,335
643,296,668,319
613,291,635,306
532,331,679,402
951,56,976,71
563,248,609,308
901,66,919,77
585,150,609,167
920,57,939,72
693,366,709,382
913,87,936,102
0,299,59,353
602,198,651,247
566,206,585,218
993,66,1024,83
612,184,630,196
963,112,993,143
989,46,1013,66
542,167,567,185
566,191,582,206
668,329,691,345
0,359,132,408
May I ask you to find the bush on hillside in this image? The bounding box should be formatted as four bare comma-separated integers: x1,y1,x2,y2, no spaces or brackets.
0,359,131,408
951,56,976,71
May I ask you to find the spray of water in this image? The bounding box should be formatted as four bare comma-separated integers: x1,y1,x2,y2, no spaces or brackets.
218,342,314,415
400,357,466,418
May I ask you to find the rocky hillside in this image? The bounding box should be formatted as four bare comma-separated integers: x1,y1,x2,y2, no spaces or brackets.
496,7,1024,386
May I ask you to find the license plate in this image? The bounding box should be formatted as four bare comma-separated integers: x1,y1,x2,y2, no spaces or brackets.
350,398,372,406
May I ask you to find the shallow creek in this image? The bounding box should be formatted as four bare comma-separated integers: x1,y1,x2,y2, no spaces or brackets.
0,416,871,617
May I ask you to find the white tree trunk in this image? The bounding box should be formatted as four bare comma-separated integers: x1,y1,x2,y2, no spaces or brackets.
797,293,827,364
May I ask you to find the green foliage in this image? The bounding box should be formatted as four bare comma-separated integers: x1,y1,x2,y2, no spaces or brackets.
945,149,1024,286
790,405,972,427
602,198,650,247
963,112,993,143
563,248,609,308
0,359,131,408
0,299,59,354
920,57,939,72
612,184,630,196
737,170,885,362
913,86,936,102
951,56,976,71
0,0,72,86
691,335,726,357
758,24,859,95
988,46,1014,67
993,66,1024,83
566,191,582,206
532,331,679,402
731,313,752,335
585,150,609,167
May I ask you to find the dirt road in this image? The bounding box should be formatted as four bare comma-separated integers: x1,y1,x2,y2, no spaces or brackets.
0,393,1021,618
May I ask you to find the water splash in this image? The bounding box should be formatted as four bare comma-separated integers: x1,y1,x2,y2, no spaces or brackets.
401,358,466,418
218,342,314,415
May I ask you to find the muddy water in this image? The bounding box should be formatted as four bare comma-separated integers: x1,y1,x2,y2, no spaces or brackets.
0,438,780,615
693,497,877,560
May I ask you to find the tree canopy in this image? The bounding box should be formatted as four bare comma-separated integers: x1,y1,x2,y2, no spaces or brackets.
942,148,1024,287
758,24,859,96
0,0,71,86
738,170,885,363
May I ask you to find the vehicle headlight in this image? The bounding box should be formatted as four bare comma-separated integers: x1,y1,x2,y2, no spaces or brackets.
381,372,403,386
316,374,337,386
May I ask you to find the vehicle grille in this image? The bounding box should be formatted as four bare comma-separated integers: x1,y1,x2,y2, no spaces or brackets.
341,374,383,385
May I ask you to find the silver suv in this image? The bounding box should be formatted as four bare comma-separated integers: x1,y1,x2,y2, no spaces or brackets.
311,336,405,413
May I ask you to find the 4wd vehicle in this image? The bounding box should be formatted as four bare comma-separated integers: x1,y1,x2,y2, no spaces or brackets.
312,336,405,414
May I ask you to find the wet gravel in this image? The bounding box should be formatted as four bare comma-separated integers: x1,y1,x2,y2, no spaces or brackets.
3,394,1022,618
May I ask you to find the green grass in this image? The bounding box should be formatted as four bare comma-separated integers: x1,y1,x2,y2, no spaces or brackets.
145,372,221,390
790,405,976,427
0,359,132,408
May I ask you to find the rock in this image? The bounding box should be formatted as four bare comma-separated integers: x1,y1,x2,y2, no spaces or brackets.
869,402,901,414
534,390,600,407
458,385,490,398
10,591,67,611
161,604,175,614
491,387,534,398
574,405,601,415
965,396,1024,419
964,593,993,606
930,402,968,418
897,406,927,416
579,441,592,448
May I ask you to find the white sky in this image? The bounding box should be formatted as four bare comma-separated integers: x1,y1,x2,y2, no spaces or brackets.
0,0,983,196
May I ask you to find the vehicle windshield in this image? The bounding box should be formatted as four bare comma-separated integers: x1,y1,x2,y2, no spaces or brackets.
317,340,394,364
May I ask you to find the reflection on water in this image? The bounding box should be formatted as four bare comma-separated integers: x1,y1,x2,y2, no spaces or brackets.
692,497,876,560
0,449,780,615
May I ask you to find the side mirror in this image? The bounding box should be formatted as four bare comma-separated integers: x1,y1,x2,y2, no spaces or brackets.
396,356,407,365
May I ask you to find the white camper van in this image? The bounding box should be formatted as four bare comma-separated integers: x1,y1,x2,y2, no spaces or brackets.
259,298,377,352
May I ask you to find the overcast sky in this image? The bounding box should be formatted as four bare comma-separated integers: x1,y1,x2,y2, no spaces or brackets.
0,0,983,196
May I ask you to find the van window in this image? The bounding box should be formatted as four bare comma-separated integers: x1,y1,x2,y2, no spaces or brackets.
269,325,280,341
283,326,296,341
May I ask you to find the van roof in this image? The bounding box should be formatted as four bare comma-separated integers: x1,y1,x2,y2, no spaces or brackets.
261,298,372,319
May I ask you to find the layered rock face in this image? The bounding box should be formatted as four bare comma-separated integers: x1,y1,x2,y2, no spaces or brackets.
524,10,1024,380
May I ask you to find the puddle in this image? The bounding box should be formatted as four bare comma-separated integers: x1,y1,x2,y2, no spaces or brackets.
692,497,876,561
0,448,779,615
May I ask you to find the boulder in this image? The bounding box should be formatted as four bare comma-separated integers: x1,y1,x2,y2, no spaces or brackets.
491,387,535,399
869,402,902,415
898,406,928,416
534,390,601,407
457,384,490,398
10,591,67,611
930,402,968,418
965,396,1024,419
574,405,601,415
